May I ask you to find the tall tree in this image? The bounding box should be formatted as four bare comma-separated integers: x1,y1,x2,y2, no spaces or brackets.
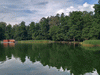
82,11,93,40
93,0,100,17
13,21,27,40
89,19,100,39
49,14,60,28
67,11,83,41
26,26,30,40
59,13,69,41
49,26,59,40
38,17,50,40
0,22,6,39
29,22,35,40
20,21,27,40
32,23,41,40
5,24,12,39
0,27,3,40
13,24,21,40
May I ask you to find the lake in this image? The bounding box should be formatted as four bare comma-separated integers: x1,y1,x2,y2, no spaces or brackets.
0,43,100,75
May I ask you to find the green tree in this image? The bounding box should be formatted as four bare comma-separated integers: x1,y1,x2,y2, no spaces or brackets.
89,20,100,39
5,24,12,39
82,11,93,40
38,17,50,40
93,0,100,24
13,21,27,40
32,23,41,40
67,11,83,41
49,26,64,41
94,0,100,16
13,25,21,40
60,13,69,41
0,27,3,40
49,14,60,28
20,21,27,40
0,22,6,39
26,25,30,40
29,22,35,39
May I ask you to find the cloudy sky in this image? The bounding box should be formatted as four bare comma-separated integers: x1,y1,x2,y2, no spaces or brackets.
0,0,98,25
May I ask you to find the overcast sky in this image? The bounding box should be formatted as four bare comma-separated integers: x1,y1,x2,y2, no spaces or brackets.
0,0,98,25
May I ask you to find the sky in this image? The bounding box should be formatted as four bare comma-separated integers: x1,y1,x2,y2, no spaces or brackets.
0,0,98,25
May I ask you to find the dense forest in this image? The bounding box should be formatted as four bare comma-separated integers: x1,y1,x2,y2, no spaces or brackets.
0,2,100,41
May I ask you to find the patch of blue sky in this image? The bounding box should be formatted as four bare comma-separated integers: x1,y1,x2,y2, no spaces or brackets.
82,0,98,4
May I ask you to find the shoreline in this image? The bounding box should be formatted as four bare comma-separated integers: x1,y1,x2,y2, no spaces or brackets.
17,40,100,47
17,40,81,44
1,40,100,47
17,40,55,44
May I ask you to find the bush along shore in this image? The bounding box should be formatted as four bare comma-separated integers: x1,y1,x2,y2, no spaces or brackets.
80,40,100,47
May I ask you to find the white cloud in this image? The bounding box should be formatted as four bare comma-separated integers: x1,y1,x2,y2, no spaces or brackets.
56,2,95,16
78,2,94,12
83,2,89,7
57,9,65,15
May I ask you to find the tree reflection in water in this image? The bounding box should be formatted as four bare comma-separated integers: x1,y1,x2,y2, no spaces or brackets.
0,43,100,75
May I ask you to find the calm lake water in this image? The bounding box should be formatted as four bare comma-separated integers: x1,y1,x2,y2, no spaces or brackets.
0,43,100,75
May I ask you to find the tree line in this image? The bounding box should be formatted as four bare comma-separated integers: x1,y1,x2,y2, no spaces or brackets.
0,3,100,41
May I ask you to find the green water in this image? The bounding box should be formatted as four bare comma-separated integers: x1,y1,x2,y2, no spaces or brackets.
0,43,100,75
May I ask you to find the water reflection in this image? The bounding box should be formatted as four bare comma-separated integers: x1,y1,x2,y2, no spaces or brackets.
9,43,15,47
3,43,15,47
0,55,71,75
0,43,100,75
3,43,8,47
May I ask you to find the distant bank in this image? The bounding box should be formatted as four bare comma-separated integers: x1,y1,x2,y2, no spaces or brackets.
17,40,100,47
17,40,55,44
17,40,81,44
1,40,100,47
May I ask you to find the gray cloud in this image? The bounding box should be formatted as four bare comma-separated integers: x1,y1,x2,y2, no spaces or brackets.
36,2,48,5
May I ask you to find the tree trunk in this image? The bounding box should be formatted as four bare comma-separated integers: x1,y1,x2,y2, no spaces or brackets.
74,38,75,42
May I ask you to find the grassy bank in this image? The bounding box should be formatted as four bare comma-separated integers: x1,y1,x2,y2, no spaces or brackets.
81,40,100,45
18,40,55,44
80,40,100,47
13,40,100,46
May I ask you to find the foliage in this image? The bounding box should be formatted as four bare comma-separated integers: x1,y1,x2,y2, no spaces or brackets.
5,24,12,39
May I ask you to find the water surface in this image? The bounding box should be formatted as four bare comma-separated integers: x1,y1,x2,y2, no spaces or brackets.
0,43,100,75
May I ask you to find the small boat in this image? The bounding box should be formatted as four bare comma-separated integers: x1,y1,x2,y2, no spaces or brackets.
1,39,15,43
